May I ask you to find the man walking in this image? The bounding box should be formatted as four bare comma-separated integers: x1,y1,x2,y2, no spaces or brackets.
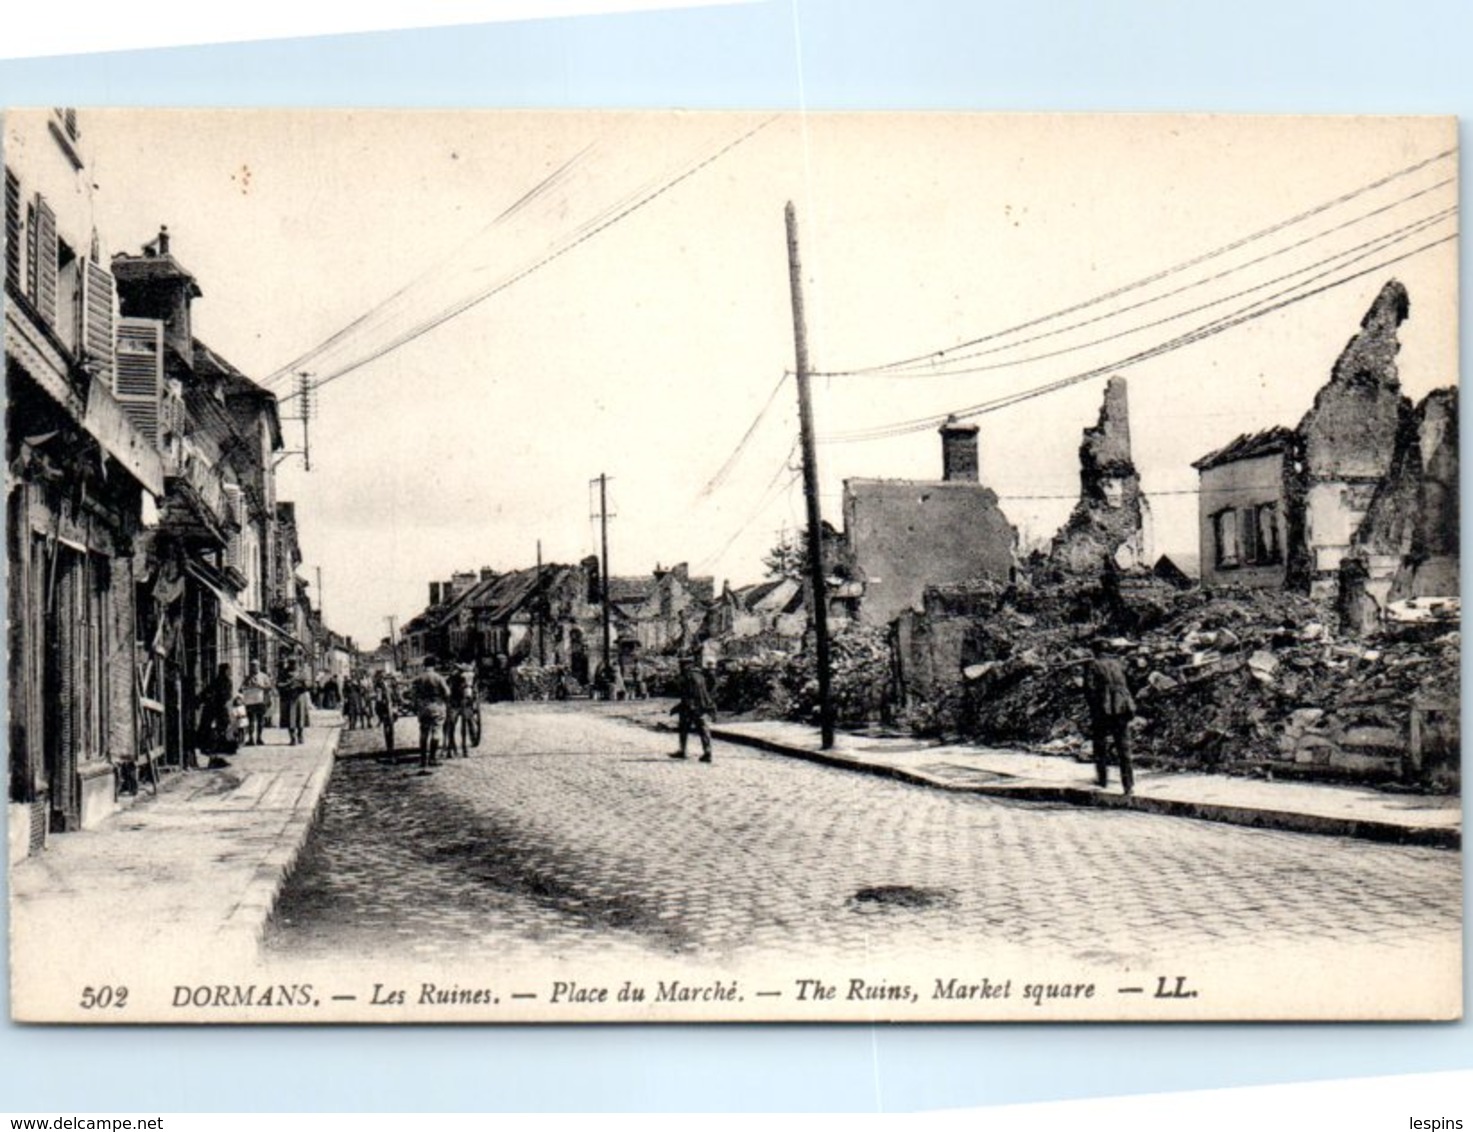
1083,637,1136,795
669,655,717,763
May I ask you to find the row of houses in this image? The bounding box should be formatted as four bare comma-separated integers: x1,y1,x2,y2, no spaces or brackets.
6,109,333,859
395,559,715,683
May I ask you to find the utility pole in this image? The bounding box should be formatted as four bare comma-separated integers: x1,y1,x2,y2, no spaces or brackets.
595,474,613,675
536,539,546,665
297,372,313,472
315,565,324,624
273,372,314,471
786,201,835,750
385,615,399,672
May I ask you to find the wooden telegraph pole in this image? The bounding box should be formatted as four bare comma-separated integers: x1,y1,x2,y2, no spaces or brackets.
598,474,613,677
536,538,546,665
785,201,835,750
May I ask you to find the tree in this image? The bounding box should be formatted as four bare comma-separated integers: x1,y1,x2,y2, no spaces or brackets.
762,528,810,581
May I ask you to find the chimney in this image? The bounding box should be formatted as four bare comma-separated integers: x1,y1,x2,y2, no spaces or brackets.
480,566,496,582
939,416,980,483
429,581,443,606
156,225,170,255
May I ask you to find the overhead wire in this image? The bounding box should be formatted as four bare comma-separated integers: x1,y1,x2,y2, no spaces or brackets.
263,143,597,390
694,371,791,500
821,145,1455,378
832,177,1456,379
825,205,1454,383
278,115,777,407
694,442,800,573
825,227,1456,443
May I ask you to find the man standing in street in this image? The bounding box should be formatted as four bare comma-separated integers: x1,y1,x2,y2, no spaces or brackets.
241,659,273,745
277,657,308,746
669,655,717,763
1083,637,1136,795
411,656,452,773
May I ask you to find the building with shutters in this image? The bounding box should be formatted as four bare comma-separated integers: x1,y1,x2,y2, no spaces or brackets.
5,109,165,857
112,229,293,766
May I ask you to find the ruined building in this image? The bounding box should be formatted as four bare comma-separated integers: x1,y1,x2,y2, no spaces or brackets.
1193,280,1457,626
842,418,1017,626
1290,279,1411,597
1046,375,1152,575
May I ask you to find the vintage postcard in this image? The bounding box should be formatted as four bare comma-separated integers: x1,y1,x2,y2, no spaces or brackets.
4,108,1460,1023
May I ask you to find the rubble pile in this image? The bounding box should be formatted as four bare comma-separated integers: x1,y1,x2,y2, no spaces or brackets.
916,579,1458,785
711,623,894,725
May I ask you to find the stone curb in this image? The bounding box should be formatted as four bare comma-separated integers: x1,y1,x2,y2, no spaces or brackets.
709,726,1462,851
215,726,343,959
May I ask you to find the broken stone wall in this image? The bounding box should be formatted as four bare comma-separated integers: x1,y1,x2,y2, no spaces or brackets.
1047,375,1150,575
1395,386,1459,599
843,479,1016,626
1290,280,1413,597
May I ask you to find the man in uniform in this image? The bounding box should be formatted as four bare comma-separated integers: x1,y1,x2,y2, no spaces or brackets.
1083,637,1136,795
411,655,452,772
669,655,717,763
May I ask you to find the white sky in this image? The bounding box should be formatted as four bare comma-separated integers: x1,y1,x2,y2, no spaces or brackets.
67,110,1459,645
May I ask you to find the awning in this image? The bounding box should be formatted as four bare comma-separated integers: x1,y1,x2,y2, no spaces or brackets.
254,616,303,651
184,564,271,637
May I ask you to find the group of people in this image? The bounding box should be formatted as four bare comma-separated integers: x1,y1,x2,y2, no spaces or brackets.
194,639,1138,793
591,658,649,701
401,656,479,772
193,655,312,764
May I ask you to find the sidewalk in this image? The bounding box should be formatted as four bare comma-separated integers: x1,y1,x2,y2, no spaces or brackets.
709,719,1462,849
10,717,341,979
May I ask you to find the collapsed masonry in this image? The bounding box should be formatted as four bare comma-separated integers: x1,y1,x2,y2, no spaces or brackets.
884,283,1457,786
1045,375,1152,576
1281,280,1459,631
1289,279,1412,599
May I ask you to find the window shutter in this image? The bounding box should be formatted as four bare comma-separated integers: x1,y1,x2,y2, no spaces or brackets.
223,484,244,572
30,195,58,327
80,258,116,387
4,168,20,294
114,317,164,446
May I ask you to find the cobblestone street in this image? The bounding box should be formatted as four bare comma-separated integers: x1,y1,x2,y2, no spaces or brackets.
265,703,1462,973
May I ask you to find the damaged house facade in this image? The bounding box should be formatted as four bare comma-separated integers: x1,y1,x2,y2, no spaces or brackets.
1045,375,1152,576
893,379,1151,704
842,418,1017,626
1193,280,1459,629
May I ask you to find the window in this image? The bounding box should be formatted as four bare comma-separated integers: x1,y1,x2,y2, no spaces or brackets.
1214,509,1239,568
1214,502,1281,570
1254,503,1281,565
4,167,20,294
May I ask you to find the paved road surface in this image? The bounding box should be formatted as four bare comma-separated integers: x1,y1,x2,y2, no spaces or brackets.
266,703,1461,970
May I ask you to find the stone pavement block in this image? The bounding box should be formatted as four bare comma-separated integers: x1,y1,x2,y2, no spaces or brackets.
711,720,1461,848
9,724,341,1004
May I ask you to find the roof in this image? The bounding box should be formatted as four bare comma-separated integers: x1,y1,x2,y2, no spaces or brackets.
606,576,657,602
732,577,802,614
111,252,202,298
1192,426,1296,471
194,339,267,397
447,563,568,624
1153,551,1201,581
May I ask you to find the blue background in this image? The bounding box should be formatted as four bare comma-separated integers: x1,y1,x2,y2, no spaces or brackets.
1,0,1468,1113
